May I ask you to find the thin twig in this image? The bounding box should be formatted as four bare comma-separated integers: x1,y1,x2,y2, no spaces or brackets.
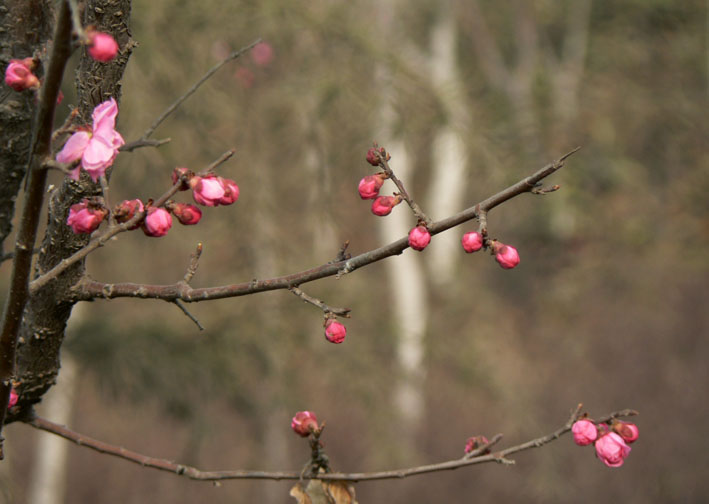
26,406,637,482
139,40,261,141
289,287,351,317
73,148,580,303
119,137,171,152
376,146,431,227
204,148,236,173
183,243,203,284
172,300,204,330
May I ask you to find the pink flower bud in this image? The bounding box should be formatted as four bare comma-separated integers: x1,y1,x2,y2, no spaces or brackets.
190,175,226,207
366,147,385,166
87,31,119,62
464,435,490,454
4,59,40,91
8,388,18,409
113,199,144,229
217,177,240,205
358,174,385,200
171,203,202,225
408,225,431,251
142,207,172,237
251,42,274,66
571,419,598,446
67,200,107,234
291,411,319,437
171,167,194,191
461,231,484,253
612,421,639,444
491,241,520,269
371,195,401,216
325,319,346,344
595,432,631,467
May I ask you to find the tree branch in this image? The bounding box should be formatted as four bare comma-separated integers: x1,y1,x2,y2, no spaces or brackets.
26,405,636,482
72,148,580,303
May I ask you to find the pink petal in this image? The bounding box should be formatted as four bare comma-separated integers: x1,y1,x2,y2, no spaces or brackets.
82,136,116,181
92,98,118,133
56,131,90,164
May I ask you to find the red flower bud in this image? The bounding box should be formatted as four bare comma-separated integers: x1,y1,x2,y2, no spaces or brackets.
66,200,107,234
87,31,119,62
217,177,240,205
291,411,319,437
325,319,346,344
190,175,225,207
358,174,385,200
142,207,172,237
171,202,202,225
113,199,144,229
464,435,490,454
408,225,431,251
612,421,639,444
371,195,401,216
4,59,40,92
8,388,18,409
461,231,484,253
491,241,520,269
365,147,385,166
572,419,598,446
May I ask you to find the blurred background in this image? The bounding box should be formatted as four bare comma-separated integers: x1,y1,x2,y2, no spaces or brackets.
1,0,707,502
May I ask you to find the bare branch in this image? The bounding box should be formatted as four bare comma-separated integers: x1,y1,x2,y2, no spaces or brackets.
26,406,637,482
375,146,431,226
172,300,204,331
289,287,351,318
73,148,580,303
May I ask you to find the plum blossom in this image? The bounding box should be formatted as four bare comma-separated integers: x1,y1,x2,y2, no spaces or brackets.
190,175,239,207
461,231,484,253
408,225,431,251
572,419,598,446
87,31,119,62
291,411,319,437
4,58,39,91
358,174,385,200
56,98,124,182
142,207,172,237
66,200,107,234
595,432,632,467
325,319,346,344
491,241,520,270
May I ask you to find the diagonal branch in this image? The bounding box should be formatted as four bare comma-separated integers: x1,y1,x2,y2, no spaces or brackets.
26,405,637,482
72,148,580,303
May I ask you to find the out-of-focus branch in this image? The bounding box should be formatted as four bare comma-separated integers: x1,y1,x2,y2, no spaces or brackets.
0,0,74,450
26,405,637,482
120,39,262,152
73,148,580,303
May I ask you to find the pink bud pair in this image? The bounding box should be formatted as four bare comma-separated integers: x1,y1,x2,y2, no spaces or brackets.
190,175,240,207
5,58,40,92
67,200,108,234
325,319,346,344
408,225,431,251
291,411,319,437
87,30,119,62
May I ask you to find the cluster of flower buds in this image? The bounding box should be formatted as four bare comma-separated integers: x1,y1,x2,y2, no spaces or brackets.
86,29,119,63
4,58,40,92
291,411,319,437
359,147,403,217
464,435,490,455
460,230,520,270
324,317,346,344
572,418,638,467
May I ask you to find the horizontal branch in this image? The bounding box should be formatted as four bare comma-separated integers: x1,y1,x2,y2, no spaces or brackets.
72,148,580,303
26,405,636,482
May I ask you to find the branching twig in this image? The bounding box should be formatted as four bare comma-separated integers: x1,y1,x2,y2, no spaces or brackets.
183,243,203,284
72,148,580,303
26,406,636,482
289,287,351,317
376,146,431,227
171,300,204,331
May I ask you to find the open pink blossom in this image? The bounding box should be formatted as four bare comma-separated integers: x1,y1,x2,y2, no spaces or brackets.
572,419,598,446
291,411,319,437
87,31,119,62
461,231,484,253
358,174,385,199
408,225,431,251
5,59,39,91
325,319,346,344
56,98,124,182
595,432,631,467
142,207,172,237
190,175,225,206
67,200,107,234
